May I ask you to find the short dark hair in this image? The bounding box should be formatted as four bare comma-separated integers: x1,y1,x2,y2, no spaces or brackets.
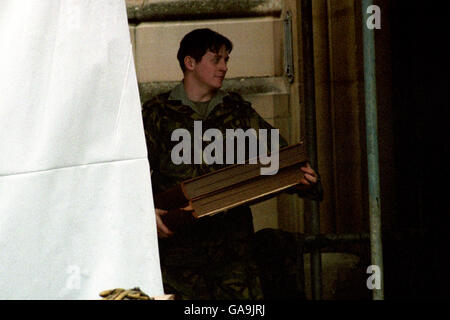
177,28,233,72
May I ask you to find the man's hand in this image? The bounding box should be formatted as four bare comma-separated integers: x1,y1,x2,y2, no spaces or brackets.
181,204,194,212
299,162,318,185
155,208,174,238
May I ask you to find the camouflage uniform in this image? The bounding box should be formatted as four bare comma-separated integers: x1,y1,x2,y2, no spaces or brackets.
142,83,309,300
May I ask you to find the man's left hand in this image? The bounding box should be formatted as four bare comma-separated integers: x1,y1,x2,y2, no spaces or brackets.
299,162,318,185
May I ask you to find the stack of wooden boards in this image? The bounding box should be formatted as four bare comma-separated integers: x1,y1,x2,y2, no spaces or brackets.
154,143,308,230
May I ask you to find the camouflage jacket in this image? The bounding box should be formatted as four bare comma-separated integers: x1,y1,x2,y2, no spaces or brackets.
142,83,287,196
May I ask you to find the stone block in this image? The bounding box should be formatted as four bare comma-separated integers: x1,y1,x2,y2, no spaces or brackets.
129,25,136,60
126,0,144,20
245,93,290,119
126,0,282,22
135,17,283,82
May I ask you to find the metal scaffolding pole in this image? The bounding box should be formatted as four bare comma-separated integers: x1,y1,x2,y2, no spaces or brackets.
304,232,370,249
362,0,385,300
300,0,322,300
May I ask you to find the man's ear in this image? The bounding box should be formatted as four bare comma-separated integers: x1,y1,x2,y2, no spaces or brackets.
184,56,195,71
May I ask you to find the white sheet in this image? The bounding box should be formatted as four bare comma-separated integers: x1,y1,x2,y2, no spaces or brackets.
0,0,164,299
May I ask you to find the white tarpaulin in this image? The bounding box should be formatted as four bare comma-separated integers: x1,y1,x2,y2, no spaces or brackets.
0,0,164,299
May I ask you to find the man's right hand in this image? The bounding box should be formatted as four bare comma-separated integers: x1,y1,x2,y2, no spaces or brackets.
155,208,174,238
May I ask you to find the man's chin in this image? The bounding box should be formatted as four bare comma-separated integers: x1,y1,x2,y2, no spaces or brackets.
204,79,224,91
214,80,224,89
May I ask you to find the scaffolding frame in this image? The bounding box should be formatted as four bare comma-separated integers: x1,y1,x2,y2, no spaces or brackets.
299,0,384,300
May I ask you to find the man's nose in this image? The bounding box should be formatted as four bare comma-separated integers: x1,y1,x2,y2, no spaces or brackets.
218,59,228,72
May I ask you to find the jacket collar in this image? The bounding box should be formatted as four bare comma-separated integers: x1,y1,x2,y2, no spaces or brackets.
168,81,229,119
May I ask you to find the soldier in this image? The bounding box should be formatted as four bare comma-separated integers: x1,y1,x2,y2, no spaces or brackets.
142,28,322,299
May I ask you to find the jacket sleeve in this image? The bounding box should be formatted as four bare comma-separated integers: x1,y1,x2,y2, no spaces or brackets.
141,98,163,172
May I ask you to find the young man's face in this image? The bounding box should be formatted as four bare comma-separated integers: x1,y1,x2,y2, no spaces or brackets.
191,45,229,91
